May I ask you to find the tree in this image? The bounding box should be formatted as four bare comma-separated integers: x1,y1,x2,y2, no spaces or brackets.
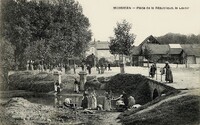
156,33,200,44
85,53,97,67
98,57,109,66
2,0,32,69
109,20,135,56
0,38,15,89
2,0,92,69
109,20,135,73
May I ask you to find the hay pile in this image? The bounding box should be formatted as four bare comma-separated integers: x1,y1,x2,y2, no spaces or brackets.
85,76,111,90
105,73,151,104
3,97,56,124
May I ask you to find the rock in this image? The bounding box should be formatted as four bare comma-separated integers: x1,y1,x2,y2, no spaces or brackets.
12,115,24,120
47,118,51,122
133,104,141,108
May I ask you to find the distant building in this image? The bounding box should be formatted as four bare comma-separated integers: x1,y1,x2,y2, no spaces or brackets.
181,44,200,64
131,35,200,66
131,35,161,66
86,40,116,62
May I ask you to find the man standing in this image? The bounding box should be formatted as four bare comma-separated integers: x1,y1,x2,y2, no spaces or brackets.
149,63,157,78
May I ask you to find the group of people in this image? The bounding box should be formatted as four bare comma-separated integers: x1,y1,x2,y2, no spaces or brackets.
115,91,136,111
81,90,113,111
149,61,173,83
96,63,111,74
81,90,97,110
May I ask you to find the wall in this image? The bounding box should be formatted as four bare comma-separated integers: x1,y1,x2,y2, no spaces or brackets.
187,56,196,64
196,57,200,64
147,78,178,100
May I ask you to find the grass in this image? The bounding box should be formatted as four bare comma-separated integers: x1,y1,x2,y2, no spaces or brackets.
8,71,79,93
8,72,55,92
119,94,200,125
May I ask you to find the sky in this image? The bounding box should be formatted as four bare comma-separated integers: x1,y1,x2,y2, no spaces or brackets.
77,0,200,45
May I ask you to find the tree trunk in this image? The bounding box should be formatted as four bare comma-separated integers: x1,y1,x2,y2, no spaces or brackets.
14,54,18,71
119,54,125,73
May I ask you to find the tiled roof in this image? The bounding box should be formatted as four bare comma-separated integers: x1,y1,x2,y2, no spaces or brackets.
183,48,200,56
169,44,181,48
96,41,109,50
168,48,182,54
180,44,200,56
139,35,160,47
146,44,169,55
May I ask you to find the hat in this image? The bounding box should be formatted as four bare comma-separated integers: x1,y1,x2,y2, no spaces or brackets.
165,61,169,64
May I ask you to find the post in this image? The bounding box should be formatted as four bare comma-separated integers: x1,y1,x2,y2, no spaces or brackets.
120,63,125,73
79,71,87,91
119,54,125,73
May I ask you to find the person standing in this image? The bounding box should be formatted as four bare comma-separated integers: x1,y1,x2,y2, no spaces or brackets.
74,79,79,93
149,63,157,78
108,63,111,71
104,91,111,111
81,92,89,110
105,63,108,71
90,90,97,109
115,91,129,110
87,65,91,74
73,64,76,74
128,95,136,109
100,64,104,74
81,63,84,71
26,60,29,70
163,61,173,83
96,64,100,74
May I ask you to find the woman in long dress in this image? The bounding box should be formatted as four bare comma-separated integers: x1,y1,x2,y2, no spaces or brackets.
81,92,89,110
74,79,79,93
90,90,97,109
104,92,111,111
164,61,173,83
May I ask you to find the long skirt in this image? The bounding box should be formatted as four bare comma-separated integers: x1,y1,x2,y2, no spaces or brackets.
166,69,173,83
91,96,97,109
104,98,111,111
74,84,79,92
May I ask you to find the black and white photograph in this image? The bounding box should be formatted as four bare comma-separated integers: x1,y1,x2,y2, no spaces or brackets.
0,0,200,125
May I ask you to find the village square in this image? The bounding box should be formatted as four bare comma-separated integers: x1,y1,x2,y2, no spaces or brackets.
0,0,200,125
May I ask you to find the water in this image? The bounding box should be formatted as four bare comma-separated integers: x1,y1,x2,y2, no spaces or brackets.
0,90,116,109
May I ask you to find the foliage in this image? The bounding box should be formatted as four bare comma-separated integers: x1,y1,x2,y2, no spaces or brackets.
24,40,52,64
109,20,136,56
156,33,200,44
85,54,97,67
98,57,109,66
0,38,15,89
2,0,92,69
